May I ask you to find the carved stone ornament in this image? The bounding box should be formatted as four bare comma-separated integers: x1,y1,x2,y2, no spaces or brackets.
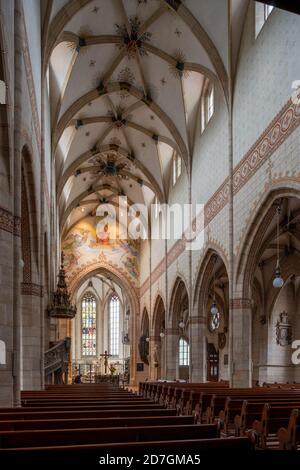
218,332,226,350
276,311,292,346
47,252,77,319
138,335,149,365
122,333,130,345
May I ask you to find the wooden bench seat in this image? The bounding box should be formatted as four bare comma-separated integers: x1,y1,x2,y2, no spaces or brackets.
0,436,254,462
0,403,165,414
20,399,151,407
0,408,177,421
248,404,300,447
0,423,220,449
252,403,300,448
0,415,195,431
277,409,300,450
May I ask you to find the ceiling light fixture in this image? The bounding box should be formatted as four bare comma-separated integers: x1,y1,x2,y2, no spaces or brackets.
210,255,219,315
273,204,284,288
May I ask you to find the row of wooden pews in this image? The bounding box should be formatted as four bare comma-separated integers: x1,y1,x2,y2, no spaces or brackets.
0,382,253,465
140,381,300,450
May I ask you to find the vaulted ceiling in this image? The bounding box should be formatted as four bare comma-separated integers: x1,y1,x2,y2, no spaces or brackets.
44,0,249,235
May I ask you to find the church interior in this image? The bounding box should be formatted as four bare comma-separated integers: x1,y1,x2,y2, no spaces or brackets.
1,0,300,463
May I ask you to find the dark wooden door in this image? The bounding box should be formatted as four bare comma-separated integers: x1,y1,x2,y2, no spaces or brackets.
206,342,219,381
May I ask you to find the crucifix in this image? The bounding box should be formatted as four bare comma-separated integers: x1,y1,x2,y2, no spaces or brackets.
100,350,112,374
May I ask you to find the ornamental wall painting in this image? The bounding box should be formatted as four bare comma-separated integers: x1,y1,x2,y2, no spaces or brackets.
62,216,140,285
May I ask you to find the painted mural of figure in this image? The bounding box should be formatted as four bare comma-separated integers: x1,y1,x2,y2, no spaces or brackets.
97,223,110,245
63,229,89,251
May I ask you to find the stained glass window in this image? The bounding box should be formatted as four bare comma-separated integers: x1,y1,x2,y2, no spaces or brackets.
81,293,97,356
179,337,189,366
109,295,119,356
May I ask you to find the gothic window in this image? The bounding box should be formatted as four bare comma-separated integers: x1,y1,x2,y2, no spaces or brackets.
0,80,6,104
201,84,214,133
154,196,159,219
255,2,274,38
173,153,182,185
81,292,97,356
109,294,120,356
0,340,6,365
179,337,189,366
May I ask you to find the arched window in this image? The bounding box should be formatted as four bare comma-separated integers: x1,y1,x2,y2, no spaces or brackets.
109,295,120,356
81,293,97,356
179,337,189,366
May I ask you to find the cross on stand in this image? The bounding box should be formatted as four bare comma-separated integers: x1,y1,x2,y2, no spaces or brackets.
100,350,112,374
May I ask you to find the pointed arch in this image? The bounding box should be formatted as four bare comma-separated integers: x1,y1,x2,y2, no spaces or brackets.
141,307,150,337
235,184,300,300
152,295,165,336
169,276,189,328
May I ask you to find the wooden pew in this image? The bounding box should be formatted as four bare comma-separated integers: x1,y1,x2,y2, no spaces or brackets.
277,409,300,450
234,399,300,437
0,415,195,432
20,399,152,407
234,401,265,436
0,408,178,421
0,403,166,414
210,391,300,432
0,436,254,465
0,423,220,448
252,403,300,448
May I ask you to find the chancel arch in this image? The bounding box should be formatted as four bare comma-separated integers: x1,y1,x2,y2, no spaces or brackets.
71,266,137,384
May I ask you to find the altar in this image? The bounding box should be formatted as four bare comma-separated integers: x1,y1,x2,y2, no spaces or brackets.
72,353,126,383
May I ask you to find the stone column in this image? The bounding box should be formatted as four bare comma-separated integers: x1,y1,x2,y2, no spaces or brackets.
148,335,159,380
12,0,24,403
129,305,137,386
75,301,81,362
294,281,300,383
190,316,206,382
0,216,15,407
0,7,15,405
230,298,252,387
165,328,178,380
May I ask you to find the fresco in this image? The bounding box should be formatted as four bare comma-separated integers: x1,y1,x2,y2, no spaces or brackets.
62,216,140,287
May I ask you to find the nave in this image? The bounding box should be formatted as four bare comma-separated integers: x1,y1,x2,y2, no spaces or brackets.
1,0,300,466
1,381,300,466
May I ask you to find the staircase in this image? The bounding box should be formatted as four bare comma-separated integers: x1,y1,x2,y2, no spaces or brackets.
44,337,71,384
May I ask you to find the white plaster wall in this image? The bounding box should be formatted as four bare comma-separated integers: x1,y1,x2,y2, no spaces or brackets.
186,0,229,72
233,4,300,166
